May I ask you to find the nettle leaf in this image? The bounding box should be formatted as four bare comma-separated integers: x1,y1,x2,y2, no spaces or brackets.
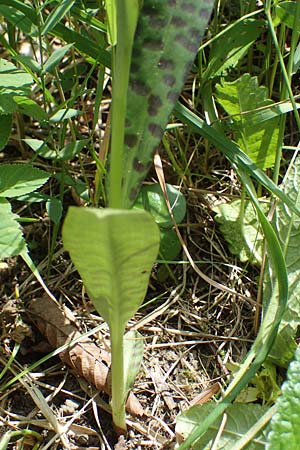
203,18,264,81
0,164,50,198
264,157,300,366
215,74,279,170
121,0,215,208
267,345,300,449
213,198,269,264
0,114,12,150
0,198,26,258
62,207,160,328
176,403,269,449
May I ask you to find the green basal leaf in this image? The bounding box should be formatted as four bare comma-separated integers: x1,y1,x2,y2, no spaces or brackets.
202,18,264,81
0,114,12,151
267,345,300,449
213,198,269,264
176,403,269,449
134,183,186,228
0,198,26,258
120,0,215,208
123,330,144,397
215,74,279,170
62,207,160,327
159,228,181,262
265,157,300,367
0,164,50,198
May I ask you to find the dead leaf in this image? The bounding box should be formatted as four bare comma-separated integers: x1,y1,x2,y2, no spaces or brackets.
28,295,144,416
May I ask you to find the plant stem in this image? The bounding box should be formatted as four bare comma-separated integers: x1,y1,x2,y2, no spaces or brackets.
110,323,127,432
108,0,139,209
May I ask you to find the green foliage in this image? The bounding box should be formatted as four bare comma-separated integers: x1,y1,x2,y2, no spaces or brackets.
119,0,215,208
134,183,186,261
267,345,300,450
176,403,269,449
215,74,279,170
213,198,268,264
0,164,50,259
62,207,160,428
264,156,300,367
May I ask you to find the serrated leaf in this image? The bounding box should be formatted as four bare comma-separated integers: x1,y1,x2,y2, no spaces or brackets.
215,74,279,169
0,114,12,150
62,208,160,327
0,198,26,258
176,403,269,449
0,164,50,198
203,18,264,81
265,157,300,366
123,330,144,397
120,0,215,207
213,199,268,264
267,345,300,449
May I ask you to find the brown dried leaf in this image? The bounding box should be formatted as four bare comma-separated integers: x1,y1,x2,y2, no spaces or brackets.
28,295,144,416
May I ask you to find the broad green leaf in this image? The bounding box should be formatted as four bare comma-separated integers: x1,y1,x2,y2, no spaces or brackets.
0,198,26,258
62,207,160,327
176,403,269,449
13,96,48,121
215,74,279,170
120,0,215,208
42,43,74,74
0,58,33,89
23,139,57,159
264,157,300,366
41,0,75,35
123,330,144,397
50,108,82,122
213,199,269,264
134,183,186,228
275,2,300,32
0,114,12,150
267,345,300,450
202,18,264,81
159,228,181,262
46,198,63,225
0,164,50,198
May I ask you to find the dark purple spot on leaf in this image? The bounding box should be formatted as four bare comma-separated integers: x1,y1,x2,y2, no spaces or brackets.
182,2,196,13
132,48,142,59
171,16,187,27
189,27,200,40
130,79,151,96
200,7,212,19
142,3,162,16
175,34,197,52
148,123,163,138
125,134,138,148
168,0,176,5
133,158,146,172
148,94,162,116
167,91,180,103
150,16,168,28
158,57,175,70
130,62,140,73
129,188,138,202
144,37,164,51
163,74,176,87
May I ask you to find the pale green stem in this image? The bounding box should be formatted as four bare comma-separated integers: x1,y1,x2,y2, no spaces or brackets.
108,0,139,209
110,323,126,431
